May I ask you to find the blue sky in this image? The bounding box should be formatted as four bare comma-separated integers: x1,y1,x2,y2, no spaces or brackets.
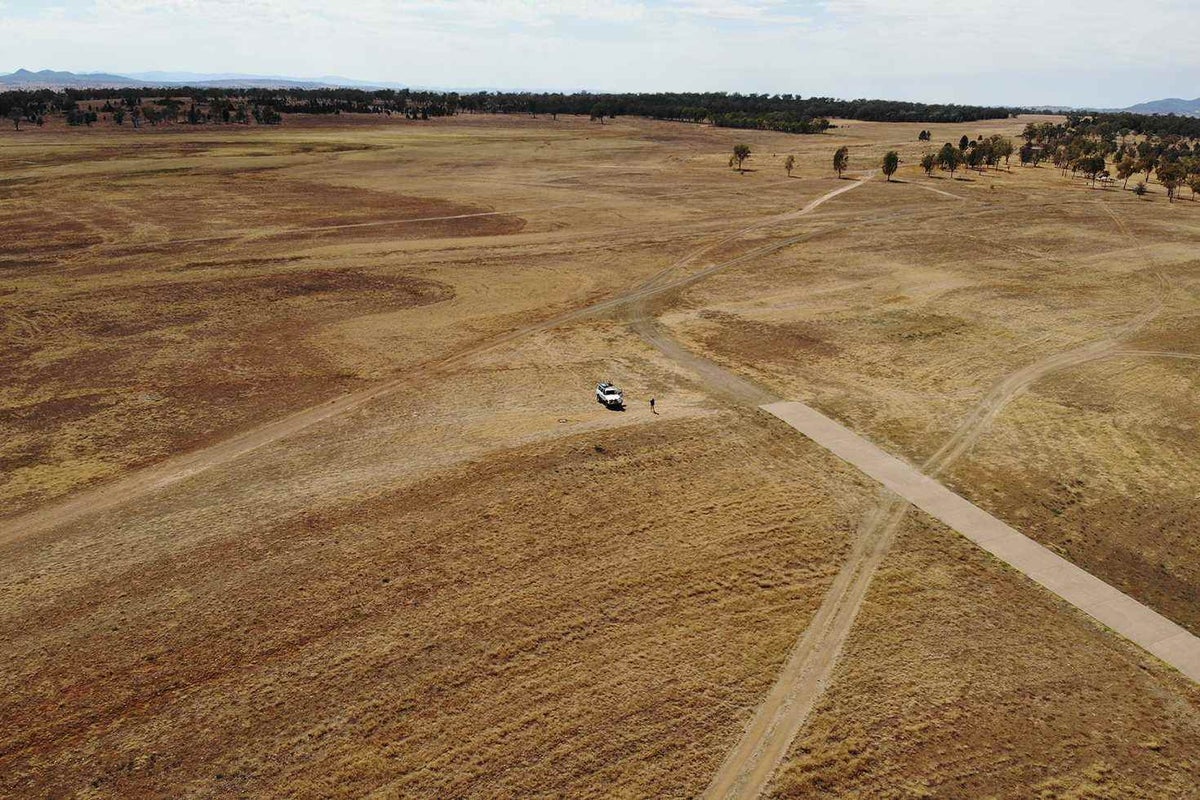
2,0,1198,107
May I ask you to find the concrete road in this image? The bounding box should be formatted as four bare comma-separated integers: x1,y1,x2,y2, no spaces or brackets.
762,400,1200,683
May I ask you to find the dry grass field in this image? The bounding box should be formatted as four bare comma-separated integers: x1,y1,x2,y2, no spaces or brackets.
2,111,1199,797
770,513,1200,798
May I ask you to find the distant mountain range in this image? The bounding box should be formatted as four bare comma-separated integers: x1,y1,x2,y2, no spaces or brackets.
0,68,405,90
1121,97,1200,116
1,68,142,89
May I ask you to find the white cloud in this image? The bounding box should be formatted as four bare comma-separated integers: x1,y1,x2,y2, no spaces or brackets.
1,0,1198,106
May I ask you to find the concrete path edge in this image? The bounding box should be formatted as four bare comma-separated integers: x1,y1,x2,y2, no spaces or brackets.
762,400,1200,683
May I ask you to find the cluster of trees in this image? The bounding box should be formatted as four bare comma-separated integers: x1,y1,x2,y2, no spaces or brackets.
65,95,281,127
711,112,831,135
0,86,453,128
913,134,1015,178
8,106,42,129
1020,116,1200,200
1,87,1012,133
65,108,99,126
964,134,1014,169
1061,110,1200,141
738,137,1198,197
458,91,1011,124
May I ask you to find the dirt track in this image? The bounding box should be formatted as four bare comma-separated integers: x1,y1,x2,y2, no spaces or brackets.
621,188,1187,799
5,170,1191,800
764,399,1200,677
0,178,867,544
6,114,1200,797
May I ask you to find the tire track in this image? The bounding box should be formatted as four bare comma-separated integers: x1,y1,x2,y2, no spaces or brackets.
621,192,1174,800
0,180,867,544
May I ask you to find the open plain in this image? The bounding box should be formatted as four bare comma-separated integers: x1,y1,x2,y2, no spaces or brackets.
3,112,1200,797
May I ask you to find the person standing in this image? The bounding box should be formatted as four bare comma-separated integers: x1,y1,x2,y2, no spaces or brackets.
650,397,657,415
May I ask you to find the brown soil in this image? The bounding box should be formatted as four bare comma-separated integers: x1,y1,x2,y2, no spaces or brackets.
3,112,1199,797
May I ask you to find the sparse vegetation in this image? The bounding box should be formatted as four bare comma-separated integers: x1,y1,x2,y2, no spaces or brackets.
4,112,1199,799
1157,161,1185,201
1078,153,1107,186
1116,154,1137,188
882,150,899,181
833,146,849,178
1020,115,1200,195
0,88,1013,134
937,142,963,178
731,143,751,172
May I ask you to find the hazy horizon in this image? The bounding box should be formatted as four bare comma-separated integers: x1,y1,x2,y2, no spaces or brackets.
2,0,1198,108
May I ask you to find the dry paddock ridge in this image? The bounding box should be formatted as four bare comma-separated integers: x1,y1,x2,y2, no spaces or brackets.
2,111,1200,798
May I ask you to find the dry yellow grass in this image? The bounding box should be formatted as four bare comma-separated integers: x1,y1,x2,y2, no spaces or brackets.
768,513,1200,798
2,112,1199,797
3,403,876,796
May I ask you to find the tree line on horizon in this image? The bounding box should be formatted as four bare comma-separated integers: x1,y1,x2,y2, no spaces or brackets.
7,84,1200,156
0,86,455,129
1,86,1014,133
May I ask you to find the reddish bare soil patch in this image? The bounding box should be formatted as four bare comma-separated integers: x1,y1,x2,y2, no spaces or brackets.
0,270,454,513
697,309,838,364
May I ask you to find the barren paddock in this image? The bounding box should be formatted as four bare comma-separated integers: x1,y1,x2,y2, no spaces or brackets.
2,113,1199,797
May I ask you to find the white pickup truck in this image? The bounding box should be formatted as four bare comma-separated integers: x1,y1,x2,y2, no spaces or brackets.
595,382,625,409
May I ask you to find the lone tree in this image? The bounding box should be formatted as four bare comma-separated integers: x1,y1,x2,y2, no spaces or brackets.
784,154,795,177
882,150,899,181
920,152,936,176
731,143,751,172
833,146,849,178
938,142,963,179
